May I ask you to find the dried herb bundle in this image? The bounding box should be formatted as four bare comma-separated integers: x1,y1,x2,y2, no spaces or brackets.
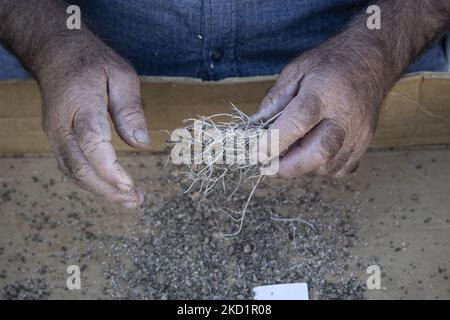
168,104,280,235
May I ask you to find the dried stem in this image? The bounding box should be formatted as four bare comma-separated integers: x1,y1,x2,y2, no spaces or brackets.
168,104,279,236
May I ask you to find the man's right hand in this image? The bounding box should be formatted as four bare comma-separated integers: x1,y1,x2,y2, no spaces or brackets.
37,33,149,207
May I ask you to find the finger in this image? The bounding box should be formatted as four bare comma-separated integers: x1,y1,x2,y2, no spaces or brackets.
258,92,324,162
334,150,367,178
331,138,370,178
249,69,304,123
332,160,360,178
319,146,354,176
73,94,135,192
346,161,360,174
107,66,151,148
53,133,142,207
274,119,345,178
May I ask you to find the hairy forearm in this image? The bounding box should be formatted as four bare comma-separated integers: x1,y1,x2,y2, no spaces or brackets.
375,0,450,74
337,0,450,94
0,0,89,75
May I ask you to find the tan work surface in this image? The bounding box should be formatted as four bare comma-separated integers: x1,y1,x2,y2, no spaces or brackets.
0,148,449,299
0,72,450,155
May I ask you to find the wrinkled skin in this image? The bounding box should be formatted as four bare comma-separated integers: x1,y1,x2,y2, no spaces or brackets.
251,43,384,178
251,0,450,179
2,0,448,205
38,34,150,207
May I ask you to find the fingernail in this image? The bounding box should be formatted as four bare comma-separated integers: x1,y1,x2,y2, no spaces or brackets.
121,201,138,209
116,183,133,193
133,129,151,144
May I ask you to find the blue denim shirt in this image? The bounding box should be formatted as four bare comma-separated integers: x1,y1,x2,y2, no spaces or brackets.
0,0,447,80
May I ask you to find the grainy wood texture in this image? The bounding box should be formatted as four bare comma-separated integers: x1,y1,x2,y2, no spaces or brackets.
0,73,449,155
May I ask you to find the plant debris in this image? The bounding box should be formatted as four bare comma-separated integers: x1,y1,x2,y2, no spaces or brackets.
167,105,282,236
103,170,366,299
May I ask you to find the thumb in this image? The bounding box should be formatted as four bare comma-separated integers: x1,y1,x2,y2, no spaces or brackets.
257,91,324,162
107,66,151,148
249,70,304,124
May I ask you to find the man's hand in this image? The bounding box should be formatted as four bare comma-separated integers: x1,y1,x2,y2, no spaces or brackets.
252,0,450,178
0,0,149,207
252,47,379,178
38,34,149,207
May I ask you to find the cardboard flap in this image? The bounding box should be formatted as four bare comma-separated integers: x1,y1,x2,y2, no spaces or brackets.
0,72,449,155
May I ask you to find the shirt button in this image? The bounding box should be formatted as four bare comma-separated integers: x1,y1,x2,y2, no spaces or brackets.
211,48,224,61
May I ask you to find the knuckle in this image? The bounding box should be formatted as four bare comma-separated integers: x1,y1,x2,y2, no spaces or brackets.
284,59,306,75
319,136,339,162
42,115,71,141
283,114,306,137
119,107,145,123
55,154,70,177
80,140,105,156
298,96,323,123
108,60,140,87
114,99,146,127
263,91,282,109
287,94,323,133
123,67,139,81
54,145,90,183
110,56,138,76
306,93,324,111
54,126,72,142
74,114,97,135
319,121,345,159
73,110,111,150
327,151,351,174
71,163,91,183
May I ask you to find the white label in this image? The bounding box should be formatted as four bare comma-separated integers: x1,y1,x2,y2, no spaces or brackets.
253,283,309,300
